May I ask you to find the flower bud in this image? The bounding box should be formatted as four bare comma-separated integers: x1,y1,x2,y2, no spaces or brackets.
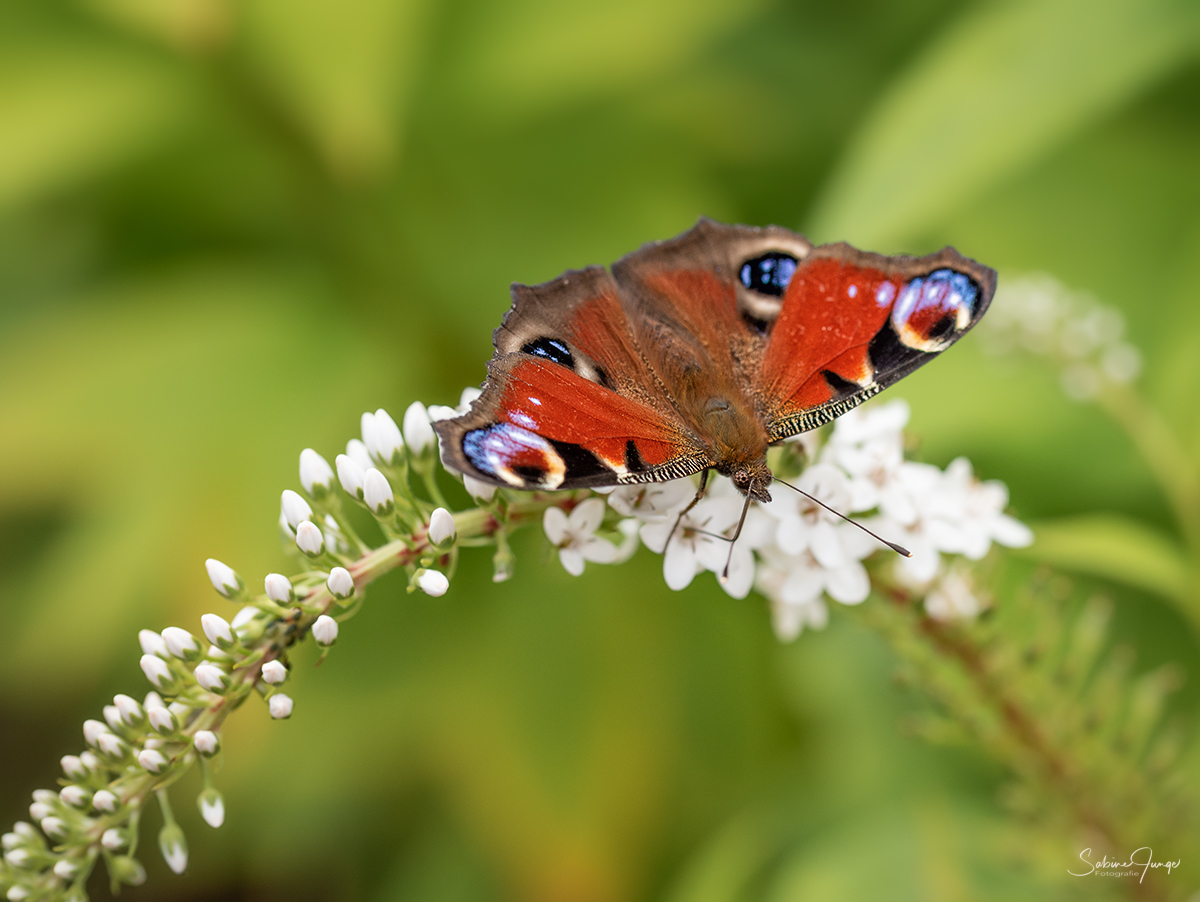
403,402,435,455
5,847,32,868
263,573,294,604
144,691,165,709
280,489,313,530
312,614,338,647
168,701,192,721
204,559,242,598
96,733,127,758
79,752,101,772
345,437,373,470
13,822,37,840
92,790,118,813
7,884,32,901
137,749,168,774
59,786,89,810
299,448,335,498
193,663,230,693
83,720,110,747
366,409,405,465
198,788,225,828
1,833,20,851
140,654,173,690
139,629,168,658
60,756,87,780
114,694,144,725
54,859,81,880
101,829,127,851
335,453,366,500
103,705,124,732
29,803,51,823
463,474,497,502
108,854,144,885
416,569,449,597
261,661,287,684
295,521,325,557
162,627,201,661
32,789,56,806
268,694,293,719
326,566,354,600
201,613,234,649
147,705,177,734
363,468,394,516
40,817,68,840
193,731,219,757
428,507,456,546
159,822,188,874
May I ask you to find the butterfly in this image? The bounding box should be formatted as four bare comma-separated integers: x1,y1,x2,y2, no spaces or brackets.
434,218,996,507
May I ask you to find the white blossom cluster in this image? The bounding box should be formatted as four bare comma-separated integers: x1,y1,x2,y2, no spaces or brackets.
980,274,1141,400
541,400,1034,640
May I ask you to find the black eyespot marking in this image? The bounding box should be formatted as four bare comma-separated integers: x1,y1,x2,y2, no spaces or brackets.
522,337,574,369
739,252,798,297
624,440,646,474
742,312,771,334
512,464,547,482
822,369,860,399
548,438,610,481
927,314,955,340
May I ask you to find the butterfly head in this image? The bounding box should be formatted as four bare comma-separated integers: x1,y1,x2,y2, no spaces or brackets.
728,462,773,504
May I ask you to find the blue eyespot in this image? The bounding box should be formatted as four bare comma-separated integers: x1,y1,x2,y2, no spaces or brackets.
740,253,798,297
891,269,979,352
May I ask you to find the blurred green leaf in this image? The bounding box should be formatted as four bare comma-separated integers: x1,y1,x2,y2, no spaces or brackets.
809,0,1200,247
1019,513,1188,602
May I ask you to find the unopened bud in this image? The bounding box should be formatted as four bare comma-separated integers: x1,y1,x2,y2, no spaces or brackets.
96,733,126,758
147,705,177,734
103,705,124,732
29,803,51,823
416,569,449,597
59,786,89,810
60,756,87,780
326,566,354,599
261,661,287,684
101,829,127,851
312,614,338,647
268,694,293,719
428,507,456,546
335,453,366,500
159,822,188,874
201,613,234,649
365,409,405,465
53,859,80,880
114,694,144,725
83,720,110,747
403,402,435,455
137,748,169,774
162,627,201,661
138,629,169,658
193,731,219,757
108,853,144,886
463,474,497,502
280,490,313,530
295,521,325,557
140,654,174,690
363,468,394,515
92,790,118,813
299,448,335,498
40,817,68,840
263,573,294,604
198,788,225,828
204,559,243,598
193,663,230,693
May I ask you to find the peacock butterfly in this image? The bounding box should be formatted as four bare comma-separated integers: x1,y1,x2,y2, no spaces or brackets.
434,218,996,506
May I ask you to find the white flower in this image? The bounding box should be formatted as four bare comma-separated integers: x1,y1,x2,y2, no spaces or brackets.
194,730,219,756
543,499,625,576
820,400,910,515
299,448,335,496
96,733,126,758
363,468,395,515
312,614,339,646
327,566,354,599
60,756,87,780
764,464,876,568
261,661,287,684
264,573,294,603
147,705,176,734
113,694,143,725
204,559,241,598
416,569,449,597
363,409,404,465
280,489,313,530
462,474,497,501
933,458,1034,559
59,785,89,809
101,828,126,850
139,629,168,658
83,719,110,747
295,520,326,557
925,567,984,621
194,663,230,693
268,694,293,719
199,789,225,828
92,790,118,813
201,613,234,648
161,626,200,660
403,402,436,455
137,748,168,773
428,507,456,545
607,479,695,520
336,453,366,499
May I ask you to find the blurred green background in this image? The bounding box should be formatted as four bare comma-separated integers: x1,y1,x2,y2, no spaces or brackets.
2,0,1199,899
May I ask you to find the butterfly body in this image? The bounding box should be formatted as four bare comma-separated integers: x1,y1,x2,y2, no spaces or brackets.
436,219,996,502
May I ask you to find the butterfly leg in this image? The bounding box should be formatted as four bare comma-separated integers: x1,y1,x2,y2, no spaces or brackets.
665,469,710,552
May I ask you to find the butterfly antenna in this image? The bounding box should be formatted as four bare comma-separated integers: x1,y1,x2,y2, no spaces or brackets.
720,492,754,581
772,476,911,557
666,469,710,553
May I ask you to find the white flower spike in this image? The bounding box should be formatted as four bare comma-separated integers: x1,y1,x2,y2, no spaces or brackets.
327,566,354,599
205,559,241,598
299,448,335,497
312,614,338,646
268,694,294,719
416,569,449,597
427,507,456,546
